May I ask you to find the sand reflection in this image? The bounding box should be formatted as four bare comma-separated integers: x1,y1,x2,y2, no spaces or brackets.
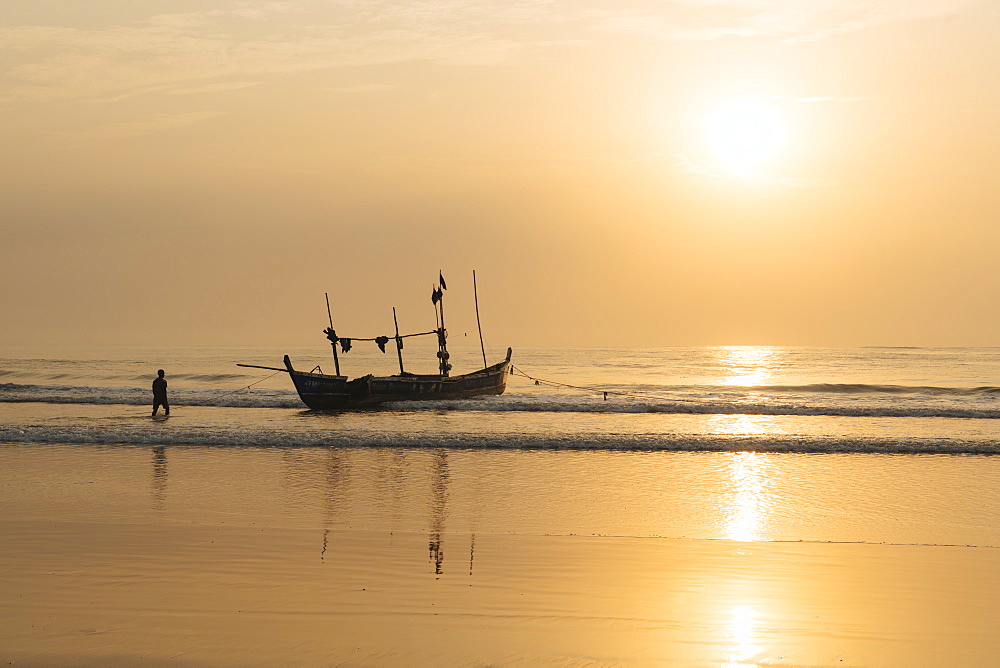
724,605,762,666
723,452,771,541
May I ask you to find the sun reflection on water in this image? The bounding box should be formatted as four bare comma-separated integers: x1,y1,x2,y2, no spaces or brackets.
715,346,778,387
723,452,771,542
711,415,773,436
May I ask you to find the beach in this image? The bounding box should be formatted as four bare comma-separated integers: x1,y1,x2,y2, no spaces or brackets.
2,441,999,666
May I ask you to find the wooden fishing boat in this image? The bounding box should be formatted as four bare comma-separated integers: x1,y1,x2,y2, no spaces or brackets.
239,272,512,409
279,349,512,409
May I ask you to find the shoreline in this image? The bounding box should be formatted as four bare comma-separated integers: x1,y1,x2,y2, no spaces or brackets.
4,401,1000,455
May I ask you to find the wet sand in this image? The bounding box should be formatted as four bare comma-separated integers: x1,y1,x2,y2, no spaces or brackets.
2,444,999,665
3,522,998,666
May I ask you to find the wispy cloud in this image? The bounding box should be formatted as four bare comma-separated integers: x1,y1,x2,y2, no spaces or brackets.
797,96,869,103
589,0,981,42
0,6,528,105
169,81,263,95
674,153,718,177
779,176,839,188
673,153,838,187
52,111,227,143
325,83,396,94
0,0,982,107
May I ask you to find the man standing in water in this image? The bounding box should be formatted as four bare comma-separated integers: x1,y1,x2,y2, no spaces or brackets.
152,369,169,416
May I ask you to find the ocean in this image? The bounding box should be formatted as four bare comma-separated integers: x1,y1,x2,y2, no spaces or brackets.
3,343,999,453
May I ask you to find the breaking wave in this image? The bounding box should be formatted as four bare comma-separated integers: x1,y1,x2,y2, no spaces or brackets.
0,383,302,409
2,382,999,419
1,423,998,454
399,397,1000,419
745,383,1000,396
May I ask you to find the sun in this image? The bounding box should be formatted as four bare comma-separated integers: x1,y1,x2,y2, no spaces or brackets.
705,97,785,177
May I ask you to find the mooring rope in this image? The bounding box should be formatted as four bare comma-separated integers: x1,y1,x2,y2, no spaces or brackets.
228,364,699,403
509,365,700,404
228,369,284,395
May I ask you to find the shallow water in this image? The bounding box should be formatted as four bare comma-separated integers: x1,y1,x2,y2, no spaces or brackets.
3,442,1000,547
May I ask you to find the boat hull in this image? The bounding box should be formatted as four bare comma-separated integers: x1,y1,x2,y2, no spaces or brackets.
284,355,352,410
284,349,512,410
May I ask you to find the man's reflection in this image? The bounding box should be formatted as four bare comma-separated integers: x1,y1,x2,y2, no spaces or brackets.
151,446,167,510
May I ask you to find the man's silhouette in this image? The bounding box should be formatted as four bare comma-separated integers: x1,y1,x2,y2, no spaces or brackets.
152,369,169,416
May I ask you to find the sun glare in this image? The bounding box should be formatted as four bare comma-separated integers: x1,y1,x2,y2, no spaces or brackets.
723,452,770,542
706,98,785,177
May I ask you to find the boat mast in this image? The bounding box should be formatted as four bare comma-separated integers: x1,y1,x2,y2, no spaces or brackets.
473,270,487,369
324,292,341,376
392,306,405,374
434,272,451,377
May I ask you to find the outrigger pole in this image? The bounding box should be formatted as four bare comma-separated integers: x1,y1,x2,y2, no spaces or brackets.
473,270,487,369
324,292,341,376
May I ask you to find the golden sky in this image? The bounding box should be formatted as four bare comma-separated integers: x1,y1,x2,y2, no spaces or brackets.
2,0,998,347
